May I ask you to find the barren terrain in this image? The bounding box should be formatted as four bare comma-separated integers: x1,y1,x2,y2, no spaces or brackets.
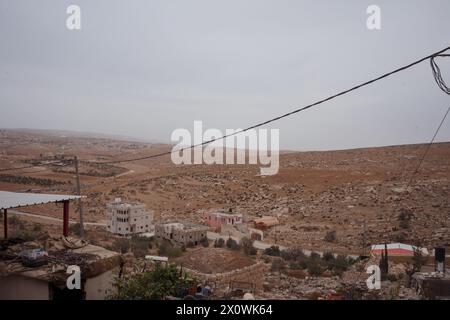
1,129,449,255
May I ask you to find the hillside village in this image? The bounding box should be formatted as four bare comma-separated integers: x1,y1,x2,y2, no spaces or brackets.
0,129,449,300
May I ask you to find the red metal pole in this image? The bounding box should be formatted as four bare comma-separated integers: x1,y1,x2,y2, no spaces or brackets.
63,201,69,237
3,209,7,239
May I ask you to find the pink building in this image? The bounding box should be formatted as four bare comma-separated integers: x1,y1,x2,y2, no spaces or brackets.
205,211,243,232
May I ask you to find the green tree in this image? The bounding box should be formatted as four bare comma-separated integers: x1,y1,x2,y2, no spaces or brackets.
112,238,131,254
110,265,194,300
226,238,240,250
264,245,281,257
240,237,256,256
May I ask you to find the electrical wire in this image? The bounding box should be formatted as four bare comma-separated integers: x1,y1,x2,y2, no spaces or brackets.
405,54,450,187
1,45,449,170
430,54,450,95
103,45,450,165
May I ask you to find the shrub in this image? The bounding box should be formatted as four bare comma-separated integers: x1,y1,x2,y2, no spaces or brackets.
307,260,324,276
289,261,307,270
109,264,194,300
322,251,335,262
330,255,351,276
112,238,131,254
324,230,337,242
281,248,306,261
310,251,321,260
226,238,240,250
398,210,412,230
167,247,182,258
241,237,256,255
131,237,152,258
158,242,182,258
200,237,209,248
214,238,225,248
264,245,281,257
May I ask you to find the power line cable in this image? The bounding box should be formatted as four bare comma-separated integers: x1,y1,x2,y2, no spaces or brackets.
405,54,450,187
103,45,450,165
1,45,450,170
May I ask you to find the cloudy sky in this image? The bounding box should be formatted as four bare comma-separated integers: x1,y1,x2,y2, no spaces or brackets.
1,0,449,150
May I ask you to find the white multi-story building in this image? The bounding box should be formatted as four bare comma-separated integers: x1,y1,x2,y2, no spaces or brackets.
106,198,153,235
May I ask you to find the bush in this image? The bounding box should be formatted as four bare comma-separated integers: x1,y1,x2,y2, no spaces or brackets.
289,261,307,270
324,230,337,242
112,238,131,254
214,238,225,248
329,255,351,276
241,237,256,256
281,248,306,261
226,238,240,250
158,242,183,258
109,264,194,300
322,251,335,262
200,237,209,248
310,252,321,260
131,237,152,258
264,245,281,257
307,260,324,276
398,210,412,230
167,247,182,258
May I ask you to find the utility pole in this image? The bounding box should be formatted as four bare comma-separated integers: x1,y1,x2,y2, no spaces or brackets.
74,156,85,238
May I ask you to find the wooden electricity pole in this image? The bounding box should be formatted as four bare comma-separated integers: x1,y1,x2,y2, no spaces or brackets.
74,156,85,238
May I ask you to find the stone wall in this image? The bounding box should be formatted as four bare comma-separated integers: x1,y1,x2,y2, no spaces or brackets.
180,261,267,294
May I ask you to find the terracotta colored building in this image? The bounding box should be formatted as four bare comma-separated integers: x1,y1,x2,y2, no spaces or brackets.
205,211,243,232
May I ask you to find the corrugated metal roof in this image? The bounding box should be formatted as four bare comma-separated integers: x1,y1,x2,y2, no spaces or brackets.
0,191,82,210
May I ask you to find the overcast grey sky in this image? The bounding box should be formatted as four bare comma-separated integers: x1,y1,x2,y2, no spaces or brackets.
1,0,450,150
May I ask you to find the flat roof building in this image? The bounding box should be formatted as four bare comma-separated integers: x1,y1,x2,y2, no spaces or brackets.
106,198,153,236
205,210,243,232
155,222,209,246
0,239,121,300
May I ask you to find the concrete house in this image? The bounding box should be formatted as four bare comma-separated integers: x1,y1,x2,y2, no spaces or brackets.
205,210,243,232
0,243,121,300
155,222,209,246
106,198,153,236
